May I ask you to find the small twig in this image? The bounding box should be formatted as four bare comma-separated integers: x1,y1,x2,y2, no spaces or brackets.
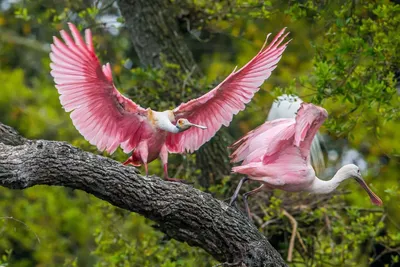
260,218,280,229
387,215,400,230
324,213,332,231
338,62,358,88
296,231,307,253
184,18,211,43
252,213,263,226
282,209,297,262
371,245,400,264
0,216,40,244
98,0,117,13
0,28,50,53
181,65,197,95
173,163,184,178
324,212,335,254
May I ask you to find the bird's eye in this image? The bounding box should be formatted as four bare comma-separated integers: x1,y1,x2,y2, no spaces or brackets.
178,119,183,125
357,169,360,173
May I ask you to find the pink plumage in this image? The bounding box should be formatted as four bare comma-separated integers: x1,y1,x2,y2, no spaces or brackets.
166,28,290,153
229,103,382,219
50,23,290,182
50,23,148,155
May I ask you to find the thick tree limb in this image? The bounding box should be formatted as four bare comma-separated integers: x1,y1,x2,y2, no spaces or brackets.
0,122,287,267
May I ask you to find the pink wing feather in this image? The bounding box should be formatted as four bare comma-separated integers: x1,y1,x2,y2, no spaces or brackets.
261,103,327,165
50,23,148,154
230,103,328,168
293,103,328,159
166,28,291,153
229,118,295,164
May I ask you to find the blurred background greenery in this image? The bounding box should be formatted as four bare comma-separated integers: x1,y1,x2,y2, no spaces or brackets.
0,0,399,266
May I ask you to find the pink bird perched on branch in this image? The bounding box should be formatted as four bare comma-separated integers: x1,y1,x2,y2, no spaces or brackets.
49,23,290,182
229,103,382,219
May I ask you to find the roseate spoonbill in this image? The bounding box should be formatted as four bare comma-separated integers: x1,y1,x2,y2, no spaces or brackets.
49,23,290,182
229,103,382,218
267,94,325,174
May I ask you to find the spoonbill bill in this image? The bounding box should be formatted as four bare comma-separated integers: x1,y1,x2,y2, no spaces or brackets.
229,103,382,218
267,94,325,174
49,23,290,182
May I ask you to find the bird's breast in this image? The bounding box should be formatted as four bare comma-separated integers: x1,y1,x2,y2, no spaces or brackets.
147,109,157,127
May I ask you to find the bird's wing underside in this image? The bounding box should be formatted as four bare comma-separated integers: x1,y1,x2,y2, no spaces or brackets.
50,23,149,154
229,118,295,164
292,103,328,161
230,102,328,168
166,28,291,153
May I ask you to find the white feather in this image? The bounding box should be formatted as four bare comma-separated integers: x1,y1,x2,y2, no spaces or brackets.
153,111,180,133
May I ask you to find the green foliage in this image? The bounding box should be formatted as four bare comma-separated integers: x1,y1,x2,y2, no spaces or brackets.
0,69,79,141
124,57,208,110
91,204,216,267
296,207,386,266
0,0,399,266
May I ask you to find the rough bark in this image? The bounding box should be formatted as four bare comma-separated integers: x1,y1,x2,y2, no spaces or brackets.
0,122,287,267
116,0,202,77
116,0,232,187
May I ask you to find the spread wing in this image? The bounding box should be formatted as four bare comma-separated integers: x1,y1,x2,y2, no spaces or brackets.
166,28,290,153
229,118,295,164
50,23,149,154
292,102,328,160
229,103,328,167
267,94,326,174
261,103,328,165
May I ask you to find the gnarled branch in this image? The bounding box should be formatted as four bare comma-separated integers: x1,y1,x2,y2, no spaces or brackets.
0,122,287,267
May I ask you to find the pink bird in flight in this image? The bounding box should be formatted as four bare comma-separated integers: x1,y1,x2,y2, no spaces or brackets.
49,23,290,182
229,103,382,218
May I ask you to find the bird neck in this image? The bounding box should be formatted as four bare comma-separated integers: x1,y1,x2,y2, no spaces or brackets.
153,111,180,133
166,124,180,133
157,118,180,133
306,170,350,194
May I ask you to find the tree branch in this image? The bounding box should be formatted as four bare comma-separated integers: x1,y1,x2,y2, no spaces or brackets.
0,28,50,53
0,122,287,267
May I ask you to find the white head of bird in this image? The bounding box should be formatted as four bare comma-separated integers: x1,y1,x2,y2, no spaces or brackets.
151,111,207,133
175,118,207,132
308,164,383,206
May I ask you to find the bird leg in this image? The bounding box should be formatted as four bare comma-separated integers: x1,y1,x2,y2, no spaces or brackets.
124,155,148,177
122,158,131,165
144,163,149,177
122,153,142,167
162,163,180,182
229,177,249,206
165,177,192,184
136,142,149,177
243,184,265,220
162,164,193,184
122,156,137,166
163,164,191,183
160,146,192,184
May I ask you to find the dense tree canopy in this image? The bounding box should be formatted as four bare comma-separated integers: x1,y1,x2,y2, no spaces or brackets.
0,0,399,266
